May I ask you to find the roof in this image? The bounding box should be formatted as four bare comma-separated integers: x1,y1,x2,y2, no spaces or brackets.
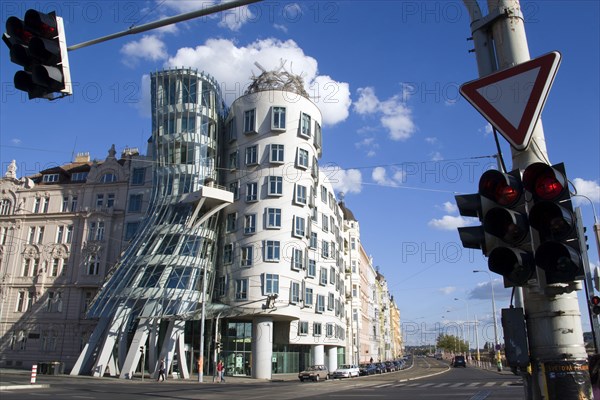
338,201,356,221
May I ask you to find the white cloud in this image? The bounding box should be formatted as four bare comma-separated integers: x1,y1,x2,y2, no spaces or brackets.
439,286,456,295
273,23,288,33
372,167,394,186
430,151,443,161
166,38,351,126
442,201,458,214
480,123,493,136
11,138,22,145
354,86,416,141
428,215,473,231
120,35,168,68
573,178,600,205
159,0,256,31
218,4,255,31
469,280,510,300
325,168,363,195
133,74,152,117
425,137,438,145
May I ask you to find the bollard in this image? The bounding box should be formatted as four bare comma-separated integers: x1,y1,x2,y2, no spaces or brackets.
31,364,37,384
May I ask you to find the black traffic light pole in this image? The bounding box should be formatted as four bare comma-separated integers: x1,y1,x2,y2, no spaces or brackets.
66,0,262,51
463,1,590,399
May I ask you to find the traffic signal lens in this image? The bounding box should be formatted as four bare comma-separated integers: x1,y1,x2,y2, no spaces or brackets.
529,201,574,239
534,172,564,200
479,170,522,206
24,10,57,38
591,296,600,306
5,17,33,43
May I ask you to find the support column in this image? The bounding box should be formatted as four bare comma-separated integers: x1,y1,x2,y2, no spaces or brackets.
312,344,325,365
252,317,273,379
327,346,338,372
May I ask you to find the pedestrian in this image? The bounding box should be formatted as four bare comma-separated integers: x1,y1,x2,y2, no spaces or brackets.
157,358,166,382
217,359,225,383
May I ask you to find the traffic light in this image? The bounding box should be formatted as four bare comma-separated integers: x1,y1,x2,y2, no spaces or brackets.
455,169,535,287
479,169,535,287
216,342,222,352
591,296,600,316
523,162,583,284
3,9,71,99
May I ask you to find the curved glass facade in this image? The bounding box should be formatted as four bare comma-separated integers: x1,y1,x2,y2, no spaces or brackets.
72,69,232,379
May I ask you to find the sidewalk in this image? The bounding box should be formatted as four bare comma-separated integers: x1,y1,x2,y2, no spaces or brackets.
0,368,299,391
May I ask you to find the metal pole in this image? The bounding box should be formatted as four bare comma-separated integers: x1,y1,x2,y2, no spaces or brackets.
475,315,481,363
474,270,501,370
67,0,262,51
198,263,208,383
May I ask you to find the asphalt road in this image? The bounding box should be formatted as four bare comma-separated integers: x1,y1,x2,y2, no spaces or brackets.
0,357,523,400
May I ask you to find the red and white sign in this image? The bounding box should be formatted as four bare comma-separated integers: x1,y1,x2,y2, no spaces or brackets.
460,51,562,150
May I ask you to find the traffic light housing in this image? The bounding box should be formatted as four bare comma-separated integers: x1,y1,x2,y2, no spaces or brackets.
523,162,583,284
3,9,71,99
455,169,535,287
591,296,600,316
216,342,222,352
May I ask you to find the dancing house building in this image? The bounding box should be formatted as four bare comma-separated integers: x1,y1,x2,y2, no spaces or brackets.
71,68,233,379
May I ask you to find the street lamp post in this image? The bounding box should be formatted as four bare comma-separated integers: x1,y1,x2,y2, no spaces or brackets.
454,297,470,360
473,270,502,371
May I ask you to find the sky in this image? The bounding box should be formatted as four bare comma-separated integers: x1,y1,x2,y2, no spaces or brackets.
1,0,599,349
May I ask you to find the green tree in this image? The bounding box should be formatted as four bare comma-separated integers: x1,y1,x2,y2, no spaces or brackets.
436,334,468,353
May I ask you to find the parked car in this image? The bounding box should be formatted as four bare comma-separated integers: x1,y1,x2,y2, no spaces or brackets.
332,364,360,379
384,361,397,372
359,363,378,376
299,365,329,382
452,355,467,368
393,360,405,370
374,362,386,373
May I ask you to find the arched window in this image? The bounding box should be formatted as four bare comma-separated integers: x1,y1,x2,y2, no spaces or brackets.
0,199,12,215
101,173,117,183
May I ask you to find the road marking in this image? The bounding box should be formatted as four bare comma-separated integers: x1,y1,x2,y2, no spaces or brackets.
483,382,496,387
450,382,465,387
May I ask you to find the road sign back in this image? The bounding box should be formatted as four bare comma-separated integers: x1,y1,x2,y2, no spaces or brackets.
460,51,562,150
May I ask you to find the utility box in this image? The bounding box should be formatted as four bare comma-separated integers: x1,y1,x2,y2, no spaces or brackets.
501,307,530,369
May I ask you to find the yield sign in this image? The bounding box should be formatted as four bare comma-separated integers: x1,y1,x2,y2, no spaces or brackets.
460,51,561,150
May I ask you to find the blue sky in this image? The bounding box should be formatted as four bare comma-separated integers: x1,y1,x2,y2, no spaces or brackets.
1,0,599,348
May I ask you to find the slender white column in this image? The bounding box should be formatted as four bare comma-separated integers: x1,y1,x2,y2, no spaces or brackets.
252,317,273,379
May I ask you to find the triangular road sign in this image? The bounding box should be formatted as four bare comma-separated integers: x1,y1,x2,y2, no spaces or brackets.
460,51,562,150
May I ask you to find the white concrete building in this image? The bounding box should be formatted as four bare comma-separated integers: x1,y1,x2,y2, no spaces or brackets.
215,73,347,378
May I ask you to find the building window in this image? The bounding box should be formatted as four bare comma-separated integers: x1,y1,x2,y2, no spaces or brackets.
321,186,328,203
101,173,117,183
49,258,61,277
229,151,238,170
223,243,233,264
235,279,248,300
307,259,316,277
300,113,311,137
328,293,334,310
290,281,300,304
304,287,313,306
299,321,309,335
244,214,256,234
0,199,12,215
106,193,115,208
316,294,325,313
245,145,258,165
241,245,253,267
87,255,100,275
132,168,146,185
320,267,328,286
215,276,226,297
322,240,330,258
293,216,306,237
322,213,329,232
244,108,256,133
226,213,237,232
270,144,284,163
265,240,280,261
96,194,104,208
271,106,286,130
326,323,334,337
309,232,318,249
125,221,140,241
42,197,49,213
313,322,322,336
87,221,104,241
314,122,322,149
70,196,78,212
71,172,88,182
266,208,281,228
297,148,309,169
295,184,307,205
166,266,194,289
227,118,236,142
267,176,283,196
329,267,336,285
292,248,304,271
138,265,165,288
246,182,258,202
264,273,279,295
43,174,59,183
65,225,73,243
128,194,143,212
46,291,63,312
229,181,240,200
36,226,44,243
33,197,41,213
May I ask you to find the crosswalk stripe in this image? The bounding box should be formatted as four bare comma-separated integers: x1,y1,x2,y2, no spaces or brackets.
450,383,464,387
483,382,496,387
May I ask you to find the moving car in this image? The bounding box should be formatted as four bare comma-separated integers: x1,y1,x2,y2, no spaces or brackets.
452,355,467,368
332,364,360,379
298,365,329,382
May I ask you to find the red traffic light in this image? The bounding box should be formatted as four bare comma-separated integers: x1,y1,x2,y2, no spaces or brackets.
523,163,567,201
591,296,600,315
479,170,522,206
24,9,57,38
